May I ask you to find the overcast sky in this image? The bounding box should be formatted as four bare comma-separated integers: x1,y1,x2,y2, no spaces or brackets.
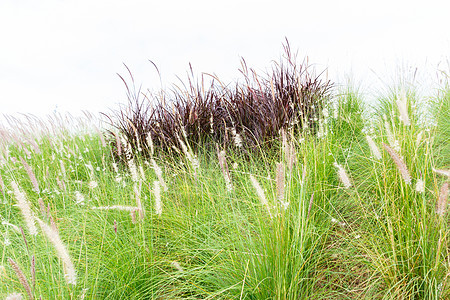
1,0,449,117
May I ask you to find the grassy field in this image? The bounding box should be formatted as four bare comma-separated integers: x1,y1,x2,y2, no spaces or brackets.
0,56,449,299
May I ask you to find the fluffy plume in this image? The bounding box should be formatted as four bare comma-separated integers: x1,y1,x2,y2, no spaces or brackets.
281,129,297,172
382,143,411,185
365,135,382,160
5,293,23,300
217,149,233,192
127,158,139,182
396,89,411,126
276,162,285,201
177,134,199,171
19,156,40,193
151,159,168,191
11,181,37,235
436,182,448,217
249,175,272,218
8,258,32,300
134,182,144,220
92,205,138,212
384,119,400,152
415,179,425,193
153,180,162,216
432,168,450,178
36,218,77,285
171,261,184,272
333,162,352,189
146,132,154,156
231,128,243,148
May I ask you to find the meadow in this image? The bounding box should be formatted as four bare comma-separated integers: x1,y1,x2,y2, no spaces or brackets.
0,48,449,299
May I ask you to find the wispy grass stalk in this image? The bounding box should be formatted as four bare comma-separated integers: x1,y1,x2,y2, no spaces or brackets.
8,258,32,300
249,175,272,218
433,168,450,178
217,149,233,192
275,162,285,203
151,159,167,191
153,180,162,216
436,182,448,217
365,135,382,160
19,156,40,193
396,89,411,126
36,218,77,285
134,182,144,219
333,162,352,188
10,181,37,235
92,205,139,212
382,143,411,184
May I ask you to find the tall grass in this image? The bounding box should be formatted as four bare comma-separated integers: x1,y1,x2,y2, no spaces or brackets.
1,54,449,299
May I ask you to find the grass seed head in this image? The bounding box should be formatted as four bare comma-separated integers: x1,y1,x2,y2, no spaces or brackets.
382,143,411,185
11,181,37,236
365,135,382,160
8,258,32,300
36,218,77,285
333,162,352,189
19,156,40,193
436,182,449,217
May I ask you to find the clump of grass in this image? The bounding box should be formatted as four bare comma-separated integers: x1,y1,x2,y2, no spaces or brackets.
104,41,332,161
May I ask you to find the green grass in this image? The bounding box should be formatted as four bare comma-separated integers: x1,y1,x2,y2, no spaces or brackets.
0,85,449,299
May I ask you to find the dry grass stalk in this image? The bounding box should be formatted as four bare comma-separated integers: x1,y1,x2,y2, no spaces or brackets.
217,149,233,192
134,182,145,220
249,175,272,218
114,131,122,156
281,130,297,172
146,132,154,156
19,156,40,193
1,221,21,233
11,181,37,235
436,182,449,217
276,162,285,201
151,159,168,192
333,162,352,189
36,218,77,285
154,180,162,216
127,158,139,182
382,143,411,185
8,258,32,300
396,89,411,126
365,135,382,160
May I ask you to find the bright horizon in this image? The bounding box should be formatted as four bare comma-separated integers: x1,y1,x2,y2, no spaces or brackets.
1,0,449,118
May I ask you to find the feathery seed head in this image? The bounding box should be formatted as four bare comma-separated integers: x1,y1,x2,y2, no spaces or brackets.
333,162,352,188
36,218,77,285
365,135,382,160
10,181,37,235
382,143,411,185
436,182,448,217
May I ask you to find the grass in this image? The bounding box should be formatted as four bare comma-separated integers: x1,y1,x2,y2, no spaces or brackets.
0,53,449,299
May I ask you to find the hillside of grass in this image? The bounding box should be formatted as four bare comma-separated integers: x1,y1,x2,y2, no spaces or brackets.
0,50,449,299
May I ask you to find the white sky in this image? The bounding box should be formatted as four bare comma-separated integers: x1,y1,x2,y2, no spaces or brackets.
0,0,449,117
